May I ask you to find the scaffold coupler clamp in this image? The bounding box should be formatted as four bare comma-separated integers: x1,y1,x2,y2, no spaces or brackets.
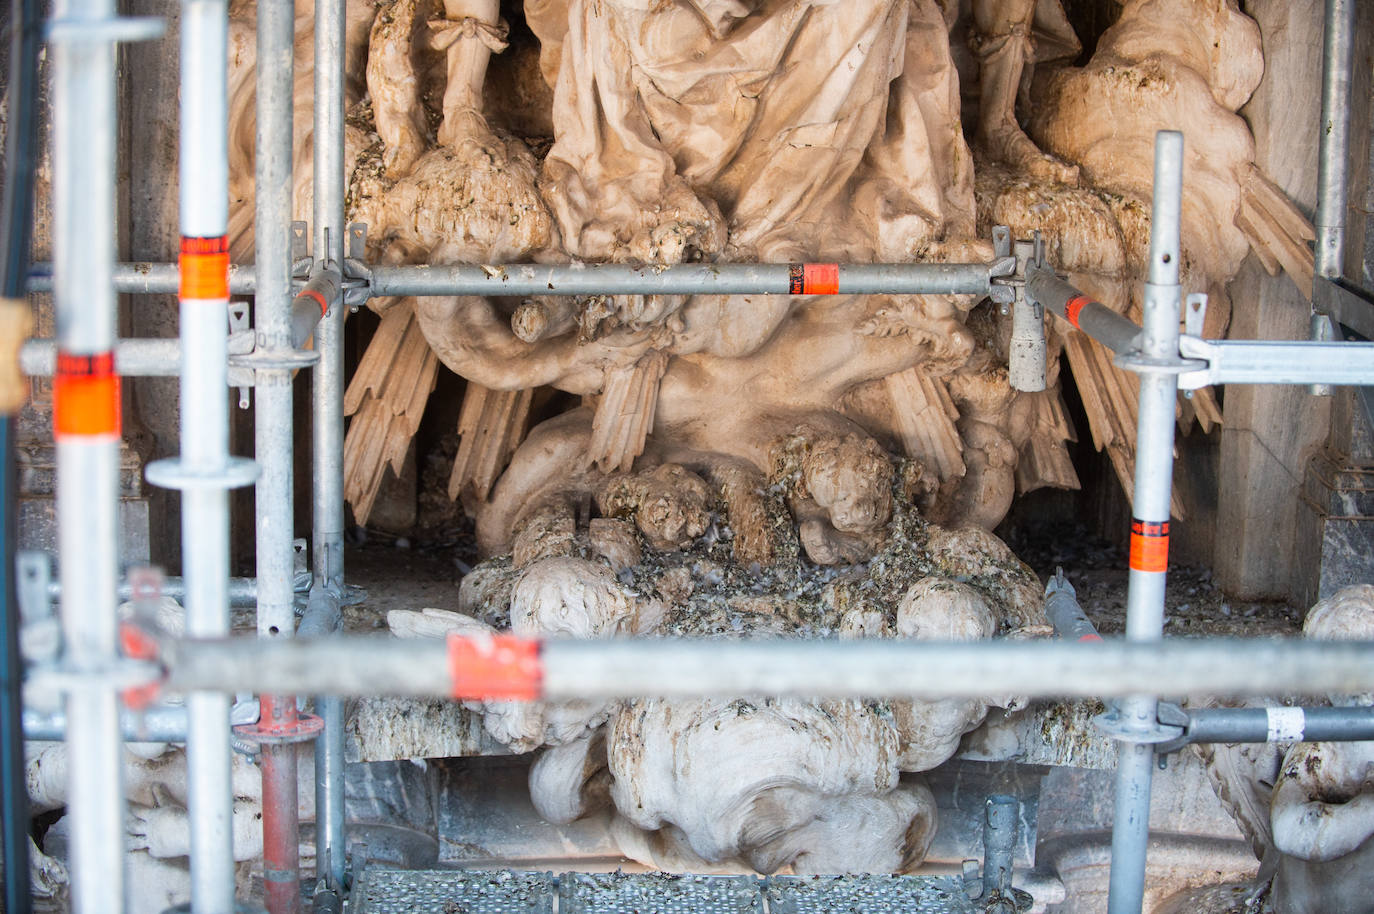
1151,702,1194,763
341,223,373,310
1092,700,1185,763
989,227,1049,393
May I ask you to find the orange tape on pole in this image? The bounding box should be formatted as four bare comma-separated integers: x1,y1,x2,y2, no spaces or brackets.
179,235,230,300
788,263,840,295
119,620,161,710
1129,518,1169,573
447,633,543,701
1065,294,1090,329
53,351,121,438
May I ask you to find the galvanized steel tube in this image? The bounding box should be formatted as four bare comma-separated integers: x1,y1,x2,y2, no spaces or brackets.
46,574,264,606
162,635,1374,701
1107,130,1184,914
23,705,191,743
365,261,996,298
176,0,238,908
254,0,302,909
1045,572,1102,643
983,795,1018,912
1024,267,1142,355
311,0,348,888
1315,0,1356,279
50,0,127,905
27,261,257,295
23,338,181,377
1183,706,1374,746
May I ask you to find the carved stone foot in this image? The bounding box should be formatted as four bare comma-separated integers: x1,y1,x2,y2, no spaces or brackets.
980,121,1080,185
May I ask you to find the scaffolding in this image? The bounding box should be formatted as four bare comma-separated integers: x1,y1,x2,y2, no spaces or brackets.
4,0,1374,912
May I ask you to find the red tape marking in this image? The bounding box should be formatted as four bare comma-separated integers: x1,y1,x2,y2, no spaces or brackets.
448,633,543,701
788,264,840,295
1064,295,1090,329
1129,518,1170,573
54,351,120,438
180,235,230,300
1078,633,1104,643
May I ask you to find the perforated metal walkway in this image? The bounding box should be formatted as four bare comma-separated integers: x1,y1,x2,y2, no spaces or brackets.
350,870,980,914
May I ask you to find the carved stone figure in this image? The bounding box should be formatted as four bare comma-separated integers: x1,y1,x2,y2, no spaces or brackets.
214,0,1325,884
1268,586,1374,914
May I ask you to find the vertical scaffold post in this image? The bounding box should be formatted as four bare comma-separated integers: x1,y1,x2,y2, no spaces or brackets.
1315,0,1355,281
311,0,348,891
50,0,127,907
255,0,302,909
178,1,236,909
1106,130,1184,914
1309,0,1356,395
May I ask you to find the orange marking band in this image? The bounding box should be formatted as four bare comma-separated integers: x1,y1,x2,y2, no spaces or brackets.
788,263,840,295
447,633,542,701
803,263,839,295
179,235,230,300
1129,518,1170,573
54,351,121,438
119,620,161,709
1064,294,1090,329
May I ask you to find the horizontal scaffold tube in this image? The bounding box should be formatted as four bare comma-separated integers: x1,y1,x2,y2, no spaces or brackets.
28,260,1003,299
44,574,269,607
1183,706,1374,746
22,336,256,377
27,261,257,295
365,261,1000,298
162,635,1374,702
1025,264,1143,355
23,705,189,742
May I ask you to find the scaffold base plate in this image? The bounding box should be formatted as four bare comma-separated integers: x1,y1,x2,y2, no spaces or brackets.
351,869,978,913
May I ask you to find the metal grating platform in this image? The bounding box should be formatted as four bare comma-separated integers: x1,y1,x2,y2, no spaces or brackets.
560,873,761,914
766,875,976,914
351,869,554,913
351,870,979,913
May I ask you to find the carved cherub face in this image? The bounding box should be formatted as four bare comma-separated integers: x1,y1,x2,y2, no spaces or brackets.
802,435,894,535
634,465,712,549
596,463,712,552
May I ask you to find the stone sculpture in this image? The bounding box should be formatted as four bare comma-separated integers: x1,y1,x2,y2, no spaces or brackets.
1189,585,1374,913
215,0,1322,881
1267,585,1374,913
390,475,1046,872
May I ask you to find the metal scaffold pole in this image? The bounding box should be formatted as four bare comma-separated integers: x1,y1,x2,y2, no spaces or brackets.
141,0,260,909
253,0,307,910
1105,130,1184,914
1314,0,1355,281
48,0,140,906
155,633,1374,701
310,0,348,894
